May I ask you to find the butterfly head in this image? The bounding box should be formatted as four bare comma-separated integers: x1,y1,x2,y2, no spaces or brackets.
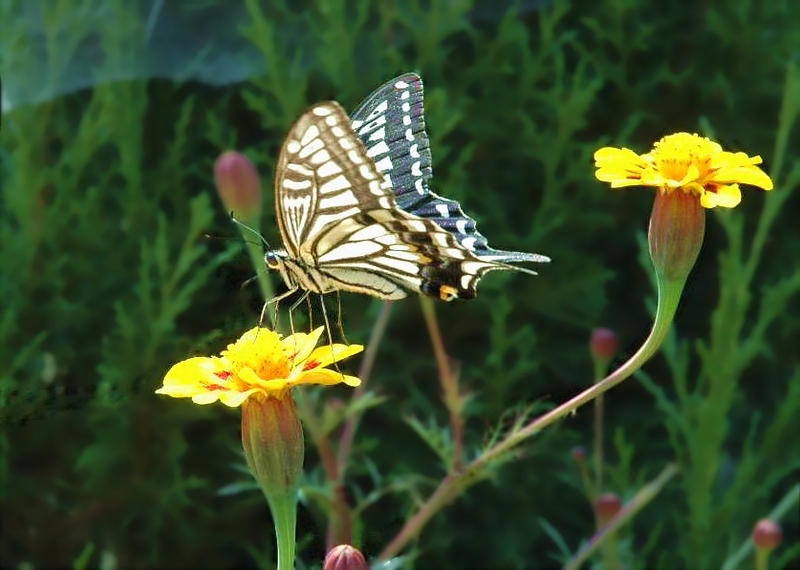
264,249,288,270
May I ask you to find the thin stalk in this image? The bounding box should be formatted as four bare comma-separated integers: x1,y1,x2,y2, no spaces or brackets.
419,297,464,470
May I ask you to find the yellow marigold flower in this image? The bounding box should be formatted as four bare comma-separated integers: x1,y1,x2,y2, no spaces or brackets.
594,132,773,209
156,326,363,407
157,326,362,570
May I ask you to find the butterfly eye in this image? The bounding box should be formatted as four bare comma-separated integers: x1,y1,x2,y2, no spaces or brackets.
264,251,282,269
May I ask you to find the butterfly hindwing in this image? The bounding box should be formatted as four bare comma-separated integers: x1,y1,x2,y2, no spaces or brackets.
350,73,549,266
273,101,508,301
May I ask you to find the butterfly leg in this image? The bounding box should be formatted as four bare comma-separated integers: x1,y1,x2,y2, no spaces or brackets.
306,294,314,330
286,290,311,335
317,295,344,374
262,287,298,329
334,291,349,345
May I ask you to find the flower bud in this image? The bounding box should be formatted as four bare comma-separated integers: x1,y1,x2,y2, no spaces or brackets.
752,519,782,551
324,544,368,570
214,151,263,222
590,328,619,363
594,493,622,524
241,394,304,498
648,189,705,282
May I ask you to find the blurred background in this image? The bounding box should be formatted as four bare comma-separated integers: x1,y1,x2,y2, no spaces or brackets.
1,0,798,568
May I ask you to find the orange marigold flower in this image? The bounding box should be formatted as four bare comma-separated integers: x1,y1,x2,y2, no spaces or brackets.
594,132,773,209
156,327,363,407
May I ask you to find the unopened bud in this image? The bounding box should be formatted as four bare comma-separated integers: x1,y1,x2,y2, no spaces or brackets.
752,519,782,551
241,394,304,497
590,328,619,362
648,189,705,282
595,493,622,524
324,544,368,570
214,151,263,220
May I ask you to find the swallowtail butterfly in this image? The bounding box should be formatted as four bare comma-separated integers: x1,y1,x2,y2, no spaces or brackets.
351,73,549,266
265,99,546,303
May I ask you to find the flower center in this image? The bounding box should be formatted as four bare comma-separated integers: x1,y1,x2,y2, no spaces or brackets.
652,133,717,186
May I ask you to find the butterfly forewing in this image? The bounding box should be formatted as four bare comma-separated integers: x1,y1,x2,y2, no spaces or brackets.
273,101,507,301
351,73,549,266
351,73,433,207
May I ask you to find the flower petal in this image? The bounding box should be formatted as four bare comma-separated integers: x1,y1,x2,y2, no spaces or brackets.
594,147,649,187
302,343,364,371
157,357,234,398
191,391,223,405
710,184,742,208
296,368,362,387
218,388,260,407
713,165,774,190
282,327,325,363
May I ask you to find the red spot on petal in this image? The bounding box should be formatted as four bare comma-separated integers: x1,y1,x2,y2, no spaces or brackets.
205,383,226,391
303,360,319,371
215,370,232,379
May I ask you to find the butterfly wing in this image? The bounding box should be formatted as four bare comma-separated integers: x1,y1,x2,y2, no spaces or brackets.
351,72,433,210
274,102,514,301
351,73,549,265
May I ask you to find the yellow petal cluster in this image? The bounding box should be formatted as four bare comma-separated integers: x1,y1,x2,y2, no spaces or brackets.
594,132,773,208
156,327,363,407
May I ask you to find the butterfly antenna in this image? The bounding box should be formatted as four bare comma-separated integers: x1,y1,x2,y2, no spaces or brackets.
229,211,273,250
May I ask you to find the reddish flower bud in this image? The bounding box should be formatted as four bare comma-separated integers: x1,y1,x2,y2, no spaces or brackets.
324,544,368,570
214,151,263,220
752,519,783,551
595,493,622,524
648,189,705,282
571,446,587,462
590,328,619,362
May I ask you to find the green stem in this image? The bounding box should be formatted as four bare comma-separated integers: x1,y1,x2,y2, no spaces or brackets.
265,490,297,570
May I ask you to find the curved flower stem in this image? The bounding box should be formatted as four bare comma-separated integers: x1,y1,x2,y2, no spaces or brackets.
479,275,683,467
379,277,685,561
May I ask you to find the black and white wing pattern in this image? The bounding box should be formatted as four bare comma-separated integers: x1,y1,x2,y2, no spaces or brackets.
351,72,549,266
266,101,530,301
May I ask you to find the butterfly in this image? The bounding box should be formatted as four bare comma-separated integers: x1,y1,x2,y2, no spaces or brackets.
350,72,549,266
264,97,547,307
